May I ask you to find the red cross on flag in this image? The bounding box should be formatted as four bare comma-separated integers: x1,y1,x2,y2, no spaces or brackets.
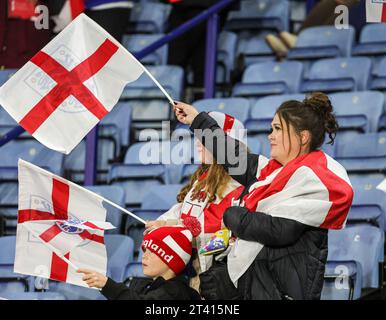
14,159,116,287
0,13,169,154
366,0,386,22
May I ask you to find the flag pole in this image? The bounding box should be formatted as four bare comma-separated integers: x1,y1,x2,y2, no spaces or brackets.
22,223,80,271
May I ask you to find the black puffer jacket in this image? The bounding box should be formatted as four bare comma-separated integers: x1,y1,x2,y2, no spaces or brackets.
101,275,202,300
191,112,328,300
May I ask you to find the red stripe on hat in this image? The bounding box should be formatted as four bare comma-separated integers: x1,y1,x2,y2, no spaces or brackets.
382,4,386,22
223,114,235,133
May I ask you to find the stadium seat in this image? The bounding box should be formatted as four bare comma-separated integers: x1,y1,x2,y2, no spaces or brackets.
329,91,384,133
301,57,372,93
347,174,386,230
86,185,126,234
246,134,270,158
0,69,17,86
121,65,184,101
0,236,33,294
128,2,171,34
180,164,200,184
245,94,304,134
217,31,238,84
105,234,135,282
287,26,355,60
335,132,386,173
321,260,362,300
370,57,386,90
328,224,383,288
226,0,290,32
99,101,132,149
124,262,145,280
353,23,386,57
194,98,250,124
0,292,66,300
0,107,18,136
237,33,275,67
47,281,105,300
233,61,303,98
141,184,182,211
122,34,168,65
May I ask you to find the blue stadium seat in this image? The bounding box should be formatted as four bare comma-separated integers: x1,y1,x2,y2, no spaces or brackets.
329,91,384,133
47,281,105,300
287,26,355,60
180,164,199,184
105,234,135,282
238,34,275,67
246,134,270,158
128,2,171,34
0,69,17,86
100,101,132,149
124,262,145,280
321,260,362,300
335,132,386,173
121,65,184,101
0,107,18,136
301,57,372,93
370,57,386,90
226,0,290,32
233,61,303,98
86,185,126,234
194,98,250,124
347,174,386,230
122,34,168,65
217,31,238,84
328,224,383,288
63,139,115,184
0,139,64,176
245,94,304,134
1,292,66,300
141,184,182,211
353,23,386,57
0,236,33,295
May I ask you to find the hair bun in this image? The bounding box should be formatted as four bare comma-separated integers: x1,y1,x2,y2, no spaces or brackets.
303,92,339,145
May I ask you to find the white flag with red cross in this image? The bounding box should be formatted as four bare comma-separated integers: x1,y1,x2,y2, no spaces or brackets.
366,0,386,22
15,159,116,287
0,13,172,154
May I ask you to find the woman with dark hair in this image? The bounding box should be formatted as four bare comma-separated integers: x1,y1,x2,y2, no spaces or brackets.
173,92,354,300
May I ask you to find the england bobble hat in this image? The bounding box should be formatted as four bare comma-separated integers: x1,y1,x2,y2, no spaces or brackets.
142,226,193,274
208,111,246,143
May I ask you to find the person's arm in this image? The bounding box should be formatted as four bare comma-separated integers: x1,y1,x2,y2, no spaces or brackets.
223,206,309,247
175,101,259,186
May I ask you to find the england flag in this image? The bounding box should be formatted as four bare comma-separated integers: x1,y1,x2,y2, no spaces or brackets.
15,159,115,287
366,0,386,22
0,13,166,154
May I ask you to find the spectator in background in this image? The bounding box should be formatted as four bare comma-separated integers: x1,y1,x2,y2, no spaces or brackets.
85,0,133,42
0,0,51,69
265,0,362,58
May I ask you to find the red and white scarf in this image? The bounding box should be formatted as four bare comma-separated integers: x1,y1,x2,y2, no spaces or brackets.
159,171,243,272
228,151,354,285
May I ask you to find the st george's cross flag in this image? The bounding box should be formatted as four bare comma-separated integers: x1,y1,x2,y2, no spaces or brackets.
366,0,386,22
0,13,172,154
15,159,115,287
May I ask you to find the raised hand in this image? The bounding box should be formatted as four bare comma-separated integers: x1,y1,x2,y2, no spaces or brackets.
173,101,199,125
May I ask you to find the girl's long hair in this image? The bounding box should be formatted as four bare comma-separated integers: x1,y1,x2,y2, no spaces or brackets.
177,162,231,204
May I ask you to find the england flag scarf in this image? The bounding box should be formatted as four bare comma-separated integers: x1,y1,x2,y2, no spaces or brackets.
227,151,354,286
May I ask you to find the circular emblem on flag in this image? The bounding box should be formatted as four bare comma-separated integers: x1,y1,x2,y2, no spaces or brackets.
55,217,84,234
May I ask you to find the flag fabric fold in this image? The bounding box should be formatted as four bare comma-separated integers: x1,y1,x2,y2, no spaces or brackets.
0,13,146,154
15,159,116,287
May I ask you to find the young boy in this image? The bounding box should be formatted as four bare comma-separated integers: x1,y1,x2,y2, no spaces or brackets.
77,226,202,300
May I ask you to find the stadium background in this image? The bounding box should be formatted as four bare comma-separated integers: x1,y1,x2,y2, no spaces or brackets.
0,0,385,300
